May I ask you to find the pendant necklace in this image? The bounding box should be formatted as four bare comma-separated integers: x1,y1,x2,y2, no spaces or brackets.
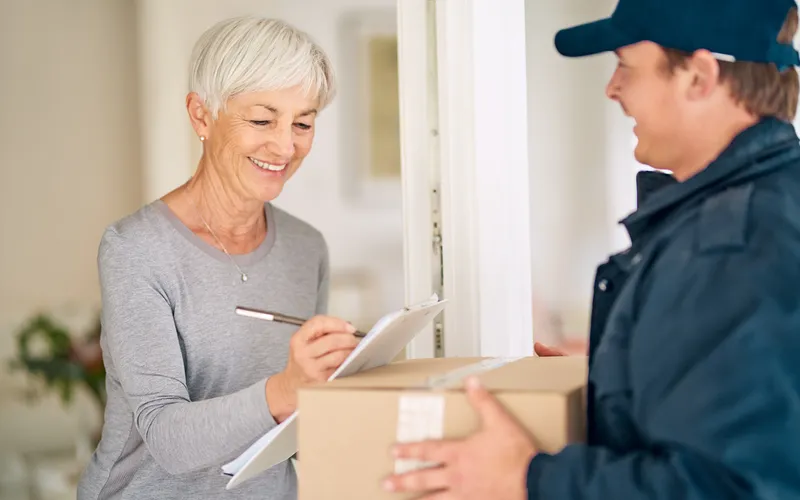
186,189,249,283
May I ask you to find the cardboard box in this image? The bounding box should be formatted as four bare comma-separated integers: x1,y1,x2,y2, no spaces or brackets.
297,356,587,500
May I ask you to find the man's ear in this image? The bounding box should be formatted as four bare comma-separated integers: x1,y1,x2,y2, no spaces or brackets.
186,92,212,138
685,50,721,101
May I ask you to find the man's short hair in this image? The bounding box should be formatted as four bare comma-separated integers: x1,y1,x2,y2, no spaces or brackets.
661,8,799,122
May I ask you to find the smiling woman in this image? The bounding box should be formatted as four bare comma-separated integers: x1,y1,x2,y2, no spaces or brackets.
184,86,321,208
76,16,359,500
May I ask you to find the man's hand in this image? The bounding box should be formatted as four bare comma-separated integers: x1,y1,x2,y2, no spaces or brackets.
382,377,536,500
534,342,567,357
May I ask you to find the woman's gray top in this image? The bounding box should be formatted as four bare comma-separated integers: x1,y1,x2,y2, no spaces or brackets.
77,200,329,500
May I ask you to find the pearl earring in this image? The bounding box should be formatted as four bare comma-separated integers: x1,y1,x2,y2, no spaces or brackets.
199,136,206,142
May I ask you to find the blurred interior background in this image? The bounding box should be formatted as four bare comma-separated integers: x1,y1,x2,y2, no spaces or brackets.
4,0,788,498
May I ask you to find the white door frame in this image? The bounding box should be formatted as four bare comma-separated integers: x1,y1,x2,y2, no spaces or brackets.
397,0,439,359
398,0,534,359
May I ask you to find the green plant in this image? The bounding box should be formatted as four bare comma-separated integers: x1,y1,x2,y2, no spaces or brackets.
9,313,106,412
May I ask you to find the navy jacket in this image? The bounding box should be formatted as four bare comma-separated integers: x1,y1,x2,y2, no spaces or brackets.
527,118,800,499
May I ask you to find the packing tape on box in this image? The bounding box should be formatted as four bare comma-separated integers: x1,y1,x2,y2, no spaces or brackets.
424,356,525,389
394,357,524,474
395,395,445,474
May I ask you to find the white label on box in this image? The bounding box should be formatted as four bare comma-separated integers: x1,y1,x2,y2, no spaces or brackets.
394,395,445,474
424,357,524,389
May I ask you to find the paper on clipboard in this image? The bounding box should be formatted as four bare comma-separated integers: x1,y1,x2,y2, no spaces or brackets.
222,294,447,489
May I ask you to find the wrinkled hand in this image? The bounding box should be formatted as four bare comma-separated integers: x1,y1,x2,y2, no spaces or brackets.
267,315,358,421
284,315,359,387
383,377,536,500
534,342,566,357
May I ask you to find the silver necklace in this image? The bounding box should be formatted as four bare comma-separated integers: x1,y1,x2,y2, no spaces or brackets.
186,190,249,283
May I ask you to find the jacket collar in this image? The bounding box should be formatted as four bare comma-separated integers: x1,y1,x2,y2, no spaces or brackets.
622,117,800,243
635,170,677,208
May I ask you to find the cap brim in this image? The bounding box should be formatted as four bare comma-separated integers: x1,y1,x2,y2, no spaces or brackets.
555,18,639,57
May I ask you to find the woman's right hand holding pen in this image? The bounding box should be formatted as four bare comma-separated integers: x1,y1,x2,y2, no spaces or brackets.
266,315,360,422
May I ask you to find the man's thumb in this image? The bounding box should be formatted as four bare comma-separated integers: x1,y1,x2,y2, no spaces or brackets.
465,377,509,427
534,342,565,357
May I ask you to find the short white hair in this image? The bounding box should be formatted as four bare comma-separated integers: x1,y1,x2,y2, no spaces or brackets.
188,16,336,118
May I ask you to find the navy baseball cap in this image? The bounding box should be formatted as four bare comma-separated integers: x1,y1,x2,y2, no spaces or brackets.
555,0,800,69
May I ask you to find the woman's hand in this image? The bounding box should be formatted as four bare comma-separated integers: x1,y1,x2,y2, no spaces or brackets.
284,315,360,386
266,315,360,422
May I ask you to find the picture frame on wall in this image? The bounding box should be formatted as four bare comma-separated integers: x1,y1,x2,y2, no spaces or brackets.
337,9,402,208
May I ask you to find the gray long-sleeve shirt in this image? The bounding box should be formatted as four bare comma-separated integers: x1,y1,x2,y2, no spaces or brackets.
77,200,329,500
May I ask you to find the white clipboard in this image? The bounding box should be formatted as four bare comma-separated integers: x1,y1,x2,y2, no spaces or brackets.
222,294,448,489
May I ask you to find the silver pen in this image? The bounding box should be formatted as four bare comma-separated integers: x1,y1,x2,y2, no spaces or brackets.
234,306,367,338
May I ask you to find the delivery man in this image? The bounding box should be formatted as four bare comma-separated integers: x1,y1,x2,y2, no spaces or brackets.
383,0,800,498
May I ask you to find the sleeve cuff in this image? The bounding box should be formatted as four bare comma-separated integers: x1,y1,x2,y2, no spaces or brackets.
245,377,278,429
526,452,556,499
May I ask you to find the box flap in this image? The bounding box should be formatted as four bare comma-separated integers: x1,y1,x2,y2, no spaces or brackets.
477,357,586,392
311,356,587,394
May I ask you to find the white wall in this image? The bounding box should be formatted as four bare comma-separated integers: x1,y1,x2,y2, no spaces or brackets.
526,0,639,341
0,0,141,452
